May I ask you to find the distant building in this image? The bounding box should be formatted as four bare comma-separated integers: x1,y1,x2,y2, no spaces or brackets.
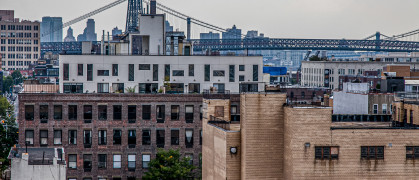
0,10,14,21
63,27,76,42
8,147,66,180
77,19,97,41
0,10,40,70
200,31,220,40
222,25,241,40
165,20,173,32
112,26,122,38
40,17,63,42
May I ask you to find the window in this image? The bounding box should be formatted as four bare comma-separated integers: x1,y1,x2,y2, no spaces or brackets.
189,64,194,76
185,154,193,165
68,155,77,169
112,64,118,76
54,105,62,120
253,65,259,81
338,69,345,75
113,155,121,168
25,130,34,145
373,104,378,114
98,154,107,169
185,129,194,148
128,130,136,147
204,64,210,81
113,105,122,120
84,130,92,148
142,154,150,168
63,83,83,93
68,105,78,120
229,65,235,82
69,130,77,145
301,92,305,98
164,64,170,81
213,70,225,77
239,75,245,82
188,83,200,93
98,130,107,145
78,64,83,76
200,105,203,120
171,129,179,145
25,105,34,120
213,83,225,93
315,146,339,159
173,70,184,76
40,130,48,146
84,105,92,122
239,65,245,71
142,130,151,145
171,105,180,120
142,105,151,120
185,106,194,123
156,105,165,123
83,154,92,172
382,104,387,114
348,69,355,75
128,105,136,123
139,64,150,70
87,64,93,81
361,146,384,159
156,130,165,148
112,83,124,93
167,83,184,94
128,155,136,170
411,110,414,125
406,146,419,159
138,83,158,94
129,64,134,81
113,130,122,145
98,105,107,120
63,64,69,81
231,105,240,122
54,130,62,145
39,105,48,121
97,70,109,76
153,64,158,81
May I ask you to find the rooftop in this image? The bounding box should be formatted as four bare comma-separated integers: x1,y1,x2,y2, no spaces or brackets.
8,147,65,165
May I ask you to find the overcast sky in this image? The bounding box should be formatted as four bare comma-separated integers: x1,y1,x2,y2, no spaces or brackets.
2,0,419,40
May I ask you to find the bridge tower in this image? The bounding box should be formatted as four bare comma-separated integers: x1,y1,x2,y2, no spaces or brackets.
126,0,143,33
375,31,381,50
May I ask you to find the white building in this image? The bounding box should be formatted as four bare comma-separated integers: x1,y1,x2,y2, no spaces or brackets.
59,55,265,94
301,61,419,90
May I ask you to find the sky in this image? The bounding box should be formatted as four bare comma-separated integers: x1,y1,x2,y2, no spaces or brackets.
2,0,419,40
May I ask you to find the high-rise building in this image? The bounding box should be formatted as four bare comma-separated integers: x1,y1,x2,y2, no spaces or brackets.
0,10,40,70
77,19,97,42
222,25,241,40
200,31,220,40
63,27,76,42
40,17,63,42
112,27,122,37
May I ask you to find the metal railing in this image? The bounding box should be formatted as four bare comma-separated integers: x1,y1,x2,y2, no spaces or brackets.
203,89,230,99
208,115,231,130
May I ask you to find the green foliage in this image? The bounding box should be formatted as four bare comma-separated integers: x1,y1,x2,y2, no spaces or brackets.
2,76,13,94
376,83,381,90
11,71,23,85
0,96,18,172
143,149,196,180
125,85,137,93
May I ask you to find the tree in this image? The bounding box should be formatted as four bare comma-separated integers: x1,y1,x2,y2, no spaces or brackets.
11,70,23,85
143,149,196,180
2,76,13,94
0,96,18,173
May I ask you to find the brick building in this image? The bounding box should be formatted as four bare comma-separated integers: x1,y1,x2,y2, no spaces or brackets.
18,93,240,179
203,92,419,179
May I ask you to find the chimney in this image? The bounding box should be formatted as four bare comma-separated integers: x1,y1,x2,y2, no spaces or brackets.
150,0,157,15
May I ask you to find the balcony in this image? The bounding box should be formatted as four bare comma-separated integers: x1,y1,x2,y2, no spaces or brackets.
203,89,230,99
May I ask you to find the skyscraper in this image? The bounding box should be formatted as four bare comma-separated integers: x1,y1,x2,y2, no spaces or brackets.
40,17,63,42
64,27,76,42
222,25,242,40
77,19,97,42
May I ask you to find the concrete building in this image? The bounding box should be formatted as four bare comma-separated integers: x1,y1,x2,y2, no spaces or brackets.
200,32,220,40
222,25,241,40
301,61,419,90
41,17,63,42
0,10,40,70
59,55,264,94
8,147,66,180
77,19,97,42
338,70,381,91
64,27,76,42
203,92,419,179
359,52,419,62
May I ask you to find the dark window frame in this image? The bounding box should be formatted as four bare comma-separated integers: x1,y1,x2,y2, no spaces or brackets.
315,146,339,160
53,105,62,120
113,130,122,145
78,64,83,76
361,146,384,160
98,105,107,120
142,130,151,145
25,105,34,121
139,64,151,70
113,105,122,120
142,105,151,120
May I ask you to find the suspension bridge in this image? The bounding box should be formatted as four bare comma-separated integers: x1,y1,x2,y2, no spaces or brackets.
41,0,419,53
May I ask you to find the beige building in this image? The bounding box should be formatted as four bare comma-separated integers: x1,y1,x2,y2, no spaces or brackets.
203,92,419,179
0,10,40,70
